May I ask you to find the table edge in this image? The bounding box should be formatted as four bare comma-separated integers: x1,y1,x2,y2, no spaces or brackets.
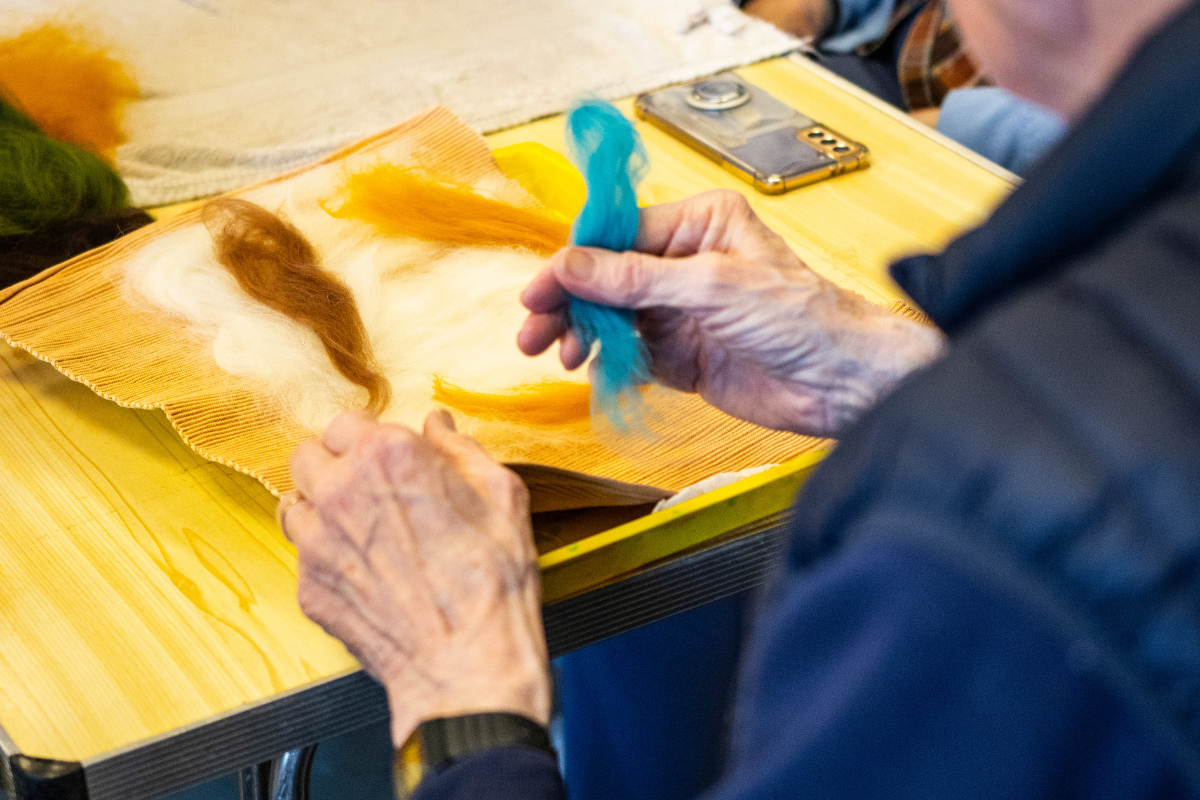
781,53,1021,186
3,510,798,800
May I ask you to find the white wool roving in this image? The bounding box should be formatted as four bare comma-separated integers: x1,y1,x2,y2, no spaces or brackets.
122,224,366,428
123,199,585,436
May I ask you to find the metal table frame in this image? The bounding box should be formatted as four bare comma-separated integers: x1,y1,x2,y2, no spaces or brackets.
1,512,795,800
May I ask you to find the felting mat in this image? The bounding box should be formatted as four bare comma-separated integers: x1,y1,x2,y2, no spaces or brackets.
2,0,798,206
0,106,824,512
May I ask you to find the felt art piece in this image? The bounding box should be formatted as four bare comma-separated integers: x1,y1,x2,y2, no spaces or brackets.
0,23,137,164
1,0,798,205
491,143,588,225
0,107,826,511
332,99,654,430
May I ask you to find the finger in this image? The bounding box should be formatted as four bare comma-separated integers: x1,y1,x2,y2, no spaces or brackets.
291,438,339,498
517,311,567,356
560,329,588,371
424,410,501,487
424,409,490,464
323,410,378,456
424,408,457,434
551,246,718,310
520,263,571,313
275,491,304,540
283,499,321,548
633,189,756,257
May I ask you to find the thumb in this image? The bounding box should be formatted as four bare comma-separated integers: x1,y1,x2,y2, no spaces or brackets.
550,246,713,310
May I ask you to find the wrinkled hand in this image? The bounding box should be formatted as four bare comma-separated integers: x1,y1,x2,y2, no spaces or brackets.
518,190,946,436
284,410,550,746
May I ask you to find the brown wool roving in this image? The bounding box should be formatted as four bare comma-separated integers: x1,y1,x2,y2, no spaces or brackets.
203,198,391,414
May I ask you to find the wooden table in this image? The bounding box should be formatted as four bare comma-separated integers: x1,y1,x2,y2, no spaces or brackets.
0,54,1013,800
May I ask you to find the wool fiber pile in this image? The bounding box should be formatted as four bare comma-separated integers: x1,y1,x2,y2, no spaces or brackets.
0,108,822,509
1,0,798,205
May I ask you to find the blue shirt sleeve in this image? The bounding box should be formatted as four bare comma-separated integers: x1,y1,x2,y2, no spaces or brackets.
411,745,565,800
936,87,1067,175
821,0,898,53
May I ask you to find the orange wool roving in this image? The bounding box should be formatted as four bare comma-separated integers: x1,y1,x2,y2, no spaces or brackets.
0,23,137,163
432,376,592,426
205,198,392,414
329,165,571,255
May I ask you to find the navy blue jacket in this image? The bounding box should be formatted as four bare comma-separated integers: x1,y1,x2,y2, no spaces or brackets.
416,2,1200,797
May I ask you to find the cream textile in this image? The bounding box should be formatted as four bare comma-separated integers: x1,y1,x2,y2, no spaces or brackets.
2,0,798,205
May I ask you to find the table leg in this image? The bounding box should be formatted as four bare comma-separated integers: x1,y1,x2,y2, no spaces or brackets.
237,762,269,800
269,746,317,800
237,745,317,800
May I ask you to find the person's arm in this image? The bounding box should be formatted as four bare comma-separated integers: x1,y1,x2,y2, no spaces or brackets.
283,410,565,799
284,416,1187,800
284,192,941,799
519,189,945,438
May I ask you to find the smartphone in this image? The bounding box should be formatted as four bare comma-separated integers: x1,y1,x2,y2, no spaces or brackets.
634,73,869,194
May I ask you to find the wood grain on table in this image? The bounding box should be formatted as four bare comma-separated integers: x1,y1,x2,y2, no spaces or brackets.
0,56,1013,764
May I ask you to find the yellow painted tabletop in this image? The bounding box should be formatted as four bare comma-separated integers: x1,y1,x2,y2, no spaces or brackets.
0,55,1014,764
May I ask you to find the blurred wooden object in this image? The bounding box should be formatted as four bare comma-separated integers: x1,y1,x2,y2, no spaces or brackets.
0,54,1013,774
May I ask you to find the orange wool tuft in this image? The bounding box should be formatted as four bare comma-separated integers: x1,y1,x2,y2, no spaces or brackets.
0,23,137,163
432,376,593,426
329,165,571,255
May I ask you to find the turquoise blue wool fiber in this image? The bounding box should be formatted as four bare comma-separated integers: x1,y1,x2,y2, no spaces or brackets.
566,98,652,429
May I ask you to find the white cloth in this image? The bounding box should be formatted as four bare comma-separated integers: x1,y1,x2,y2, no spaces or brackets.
653,464,778,512
4,0,798,205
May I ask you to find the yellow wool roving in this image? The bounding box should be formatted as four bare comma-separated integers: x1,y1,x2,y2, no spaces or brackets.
432,376,592,427
328,164,572,255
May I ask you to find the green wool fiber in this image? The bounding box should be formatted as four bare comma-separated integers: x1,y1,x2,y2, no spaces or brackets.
0,97,41,133
0,98,128,236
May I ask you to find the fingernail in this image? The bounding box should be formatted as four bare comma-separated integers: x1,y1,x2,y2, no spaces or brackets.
563,249,596,282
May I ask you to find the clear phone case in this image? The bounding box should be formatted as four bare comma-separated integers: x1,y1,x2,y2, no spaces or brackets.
634,73,869,194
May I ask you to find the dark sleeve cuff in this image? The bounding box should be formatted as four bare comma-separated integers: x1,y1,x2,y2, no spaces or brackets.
412,745,566,800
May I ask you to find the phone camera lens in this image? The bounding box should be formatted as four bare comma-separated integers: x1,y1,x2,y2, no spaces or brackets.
821,137,837,145
806,130,825,138
833,145,850,152
686,79,751,111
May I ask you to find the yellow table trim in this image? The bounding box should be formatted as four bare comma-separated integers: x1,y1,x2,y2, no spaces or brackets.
539,449,828,603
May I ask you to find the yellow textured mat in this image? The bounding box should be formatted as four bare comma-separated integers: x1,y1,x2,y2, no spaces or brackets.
0,106,825,511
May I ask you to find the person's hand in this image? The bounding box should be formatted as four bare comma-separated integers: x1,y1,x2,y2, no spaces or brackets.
518,190,946,437
910,106,941,128
283,410,550,746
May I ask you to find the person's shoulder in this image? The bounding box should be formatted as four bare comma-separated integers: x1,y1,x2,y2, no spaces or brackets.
789,169,1200,780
